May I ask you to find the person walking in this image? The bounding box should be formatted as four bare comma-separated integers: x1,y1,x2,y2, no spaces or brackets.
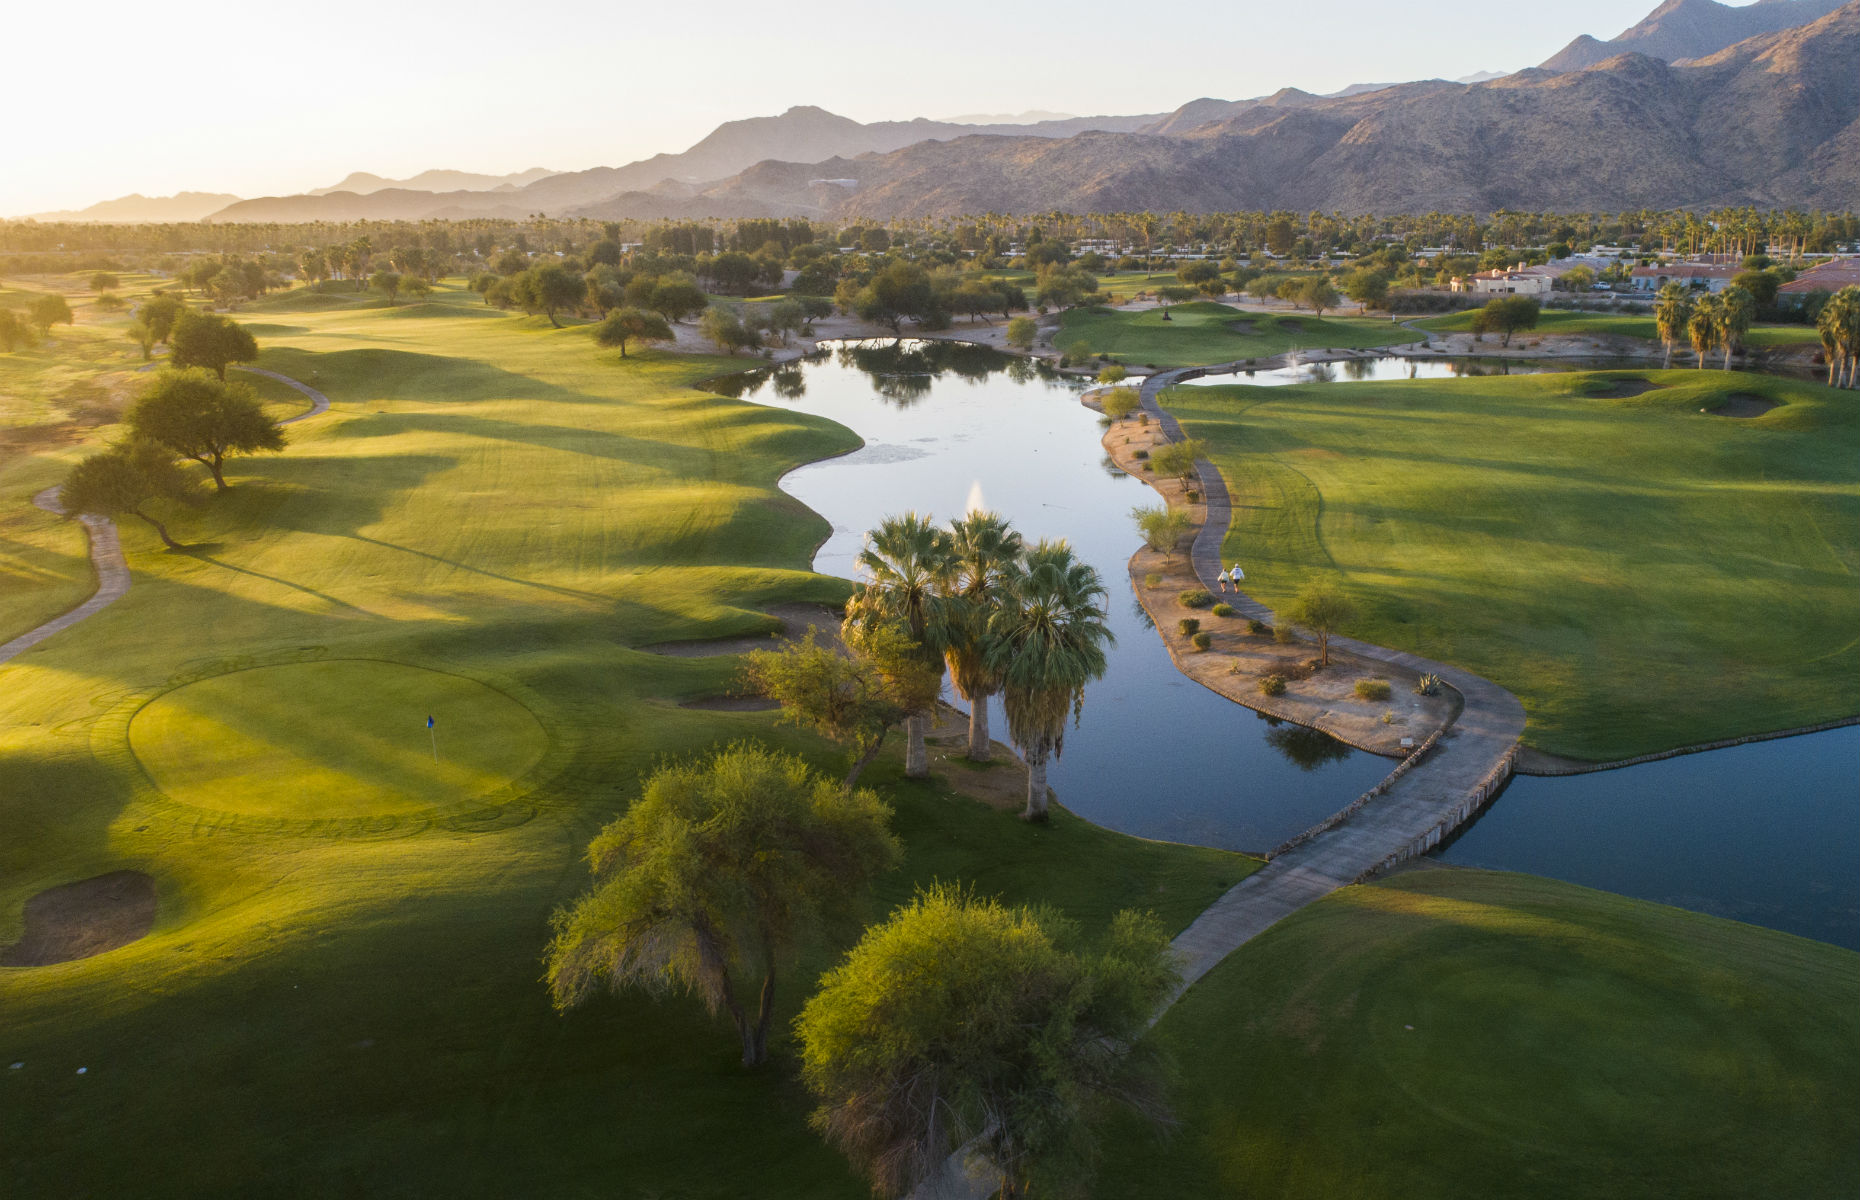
1216,568,1228,593
1228,563,1245,591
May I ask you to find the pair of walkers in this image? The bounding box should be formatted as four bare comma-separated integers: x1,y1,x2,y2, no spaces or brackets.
1216,563,1245,593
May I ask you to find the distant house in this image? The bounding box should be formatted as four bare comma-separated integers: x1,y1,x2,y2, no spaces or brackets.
1778,258,1860,304
1629,264,1739,293
1449,258,1607,296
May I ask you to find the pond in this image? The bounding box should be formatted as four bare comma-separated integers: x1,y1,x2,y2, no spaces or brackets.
712,340,1391,852
1172,356,1565,386
716,342,1859,949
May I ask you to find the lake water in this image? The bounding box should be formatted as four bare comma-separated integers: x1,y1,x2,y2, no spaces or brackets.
1173,356,1563,386
717,343,1860,949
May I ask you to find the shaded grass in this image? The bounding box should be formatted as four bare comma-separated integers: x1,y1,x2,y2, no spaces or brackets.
1415,308,1821,347
1059,301,1409,367
1097,866,1860,1199
1172,369,1860,759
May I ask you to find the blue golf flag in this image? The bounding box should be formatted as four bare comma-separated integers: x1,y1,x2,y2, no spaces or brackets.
426,715,434,729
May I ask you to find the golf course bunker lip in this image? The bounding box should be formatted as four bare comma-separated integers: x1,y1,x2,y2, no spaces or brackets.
677,695,780,712
639,602,844,657
1,871,156,967
127,660,549,820
1584,378,1659,399
1708,393,1779,418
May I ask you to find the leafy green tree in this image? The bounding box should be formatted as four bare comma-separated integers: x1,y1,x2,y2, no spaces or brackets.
1099,386,1140,420
943,511,1026,762
1005,315,1037,351
797,885,1177,1199
1654,284,1694,368
167,310,257,379
1473,296,1539,348
128,368,285,491
1147,437,1205,486
845,512,956,778
1034,263,1098,310
1731,269,1780,312
699,304,760,355
742,627,922,787
1131,503,1192,560
523,263,586,327
1299,277,1340,316
0,309,36,352
852,262,941,333
370,270,402,306
88,272,120,292
1285,584,1357,666
1714,285,1756,370
94,292,126,313
649,276,709,324
402,276,433,301
545,743,898,1068
137,294,186,344
29,294,73,331
1342,268,1390,310
1097,363,1128,384
593,307,674,358
986,540,1113,820
59,439,194,549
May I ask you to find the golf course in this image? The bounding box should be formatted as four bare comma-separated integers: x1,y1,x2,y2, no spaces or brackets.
3,278,1856,1196
1167,368,1860,760
1059,300,1410,366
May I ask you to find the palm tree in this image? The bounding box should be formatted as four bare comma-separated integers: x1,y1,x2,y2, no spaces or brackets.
845,512,954,778
1654,284,1693,369
986,540,1113,822
1820,286,1860,389
1687,294,1722,369
1715,285,1756,371
943,511,1024,762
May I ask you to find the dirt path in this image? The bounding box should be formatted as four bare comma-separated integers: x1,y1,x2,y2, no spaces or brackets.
0,367,331,670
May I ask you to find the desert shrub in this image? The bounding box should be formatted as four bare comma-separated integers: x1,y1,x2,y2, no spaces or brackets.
1178,618,1200,637
1354,679,1392,702
1247,619,1268,635
1273,622,1295,644
1211,603,1235,617
1413,673,1442,696
1180,589,1213,609
1144,573,1163,587
1192,631,1213,651
1258,674,1287,696
1185,490,1200,502
1133,448,1149,460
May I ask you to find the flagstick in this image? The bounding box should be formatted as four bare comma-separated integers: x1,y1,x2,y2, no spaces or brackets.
430,725,438,764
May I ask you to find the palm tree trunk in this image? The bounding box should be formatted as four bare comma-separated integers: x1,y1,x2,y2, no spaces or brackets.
905,711,929,778
967,695,991,762
1022,746,1050,822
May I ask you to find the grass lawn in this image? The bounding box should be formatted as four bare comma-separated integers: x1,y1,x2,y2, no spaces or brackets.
1414,308,1822,348
1096,866,1860,1199
1059,301,1409,367
0,281,1253,1196
1169,369,1860,760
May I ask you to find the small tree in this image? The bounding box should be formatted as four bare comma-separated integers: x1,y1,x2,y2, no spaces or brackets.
137,294,186,345
29,294,73,331
593,307,674,358
1147,437,1204,486
94,292,127,313
1099,386,1140,421
59,440,194,549
1299,277,1340,316
1096,362,1128,385
370,270,403,305
0,310,36,353
742,627,923,788
168,310,257,379
1476,296,1540,348
546,743,899,1069
798,886,1178,1199
700,304,759,355
1285,584,1357,666
128,368,285,491
1005,315,1037,351
1131,503,1192,559
89,272,120,292
649,277,710,325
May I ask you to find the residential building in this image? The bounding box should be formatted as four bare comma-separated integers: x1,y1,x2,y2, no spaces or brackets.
1628,263,1739,293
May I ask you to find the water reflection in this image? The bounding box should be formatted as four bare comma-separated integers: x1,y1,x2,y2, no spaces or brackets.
1176,356,1562,388
1264,721,1358,771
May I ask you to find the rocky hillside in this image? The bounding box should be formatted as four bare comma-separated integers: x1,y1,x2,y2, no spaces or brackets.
1541,0,1845,70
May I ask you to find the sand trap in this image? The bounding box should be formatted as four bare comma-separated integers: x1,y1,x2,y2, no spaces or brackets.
1,872,156,967
679,696,780,712
1585,378,1658,399
1709,394,1778,418
640,603,844,657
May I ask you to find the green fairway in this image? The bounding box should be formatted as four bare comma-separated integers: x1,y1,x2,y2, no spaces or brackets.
1097,866,1860,1199
128,660,549,819
1414,307,1822,347
0,280,1254,1196
1059,301,1409,367
1170,369,1860,759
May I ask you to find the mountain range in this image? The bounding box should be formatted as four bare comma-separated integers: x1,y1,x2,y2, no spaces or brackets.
18,0,1856,224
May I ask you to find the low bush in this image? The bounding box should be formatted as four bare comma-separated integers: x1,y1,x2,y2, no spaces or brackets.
1211,603,1235,618
1354,679,1392,702
1258,674,1287,696
1180,589,1213,609
1247,618,1268,636
1273,623,1295,644
1144,572,1163,587
1133,448,1149,460
1178,618,1200,637
1192,631,1213,651
1413,673,1442,696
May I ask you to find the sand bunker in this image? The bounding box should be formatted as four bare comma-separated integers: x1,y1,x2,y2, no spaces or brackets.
1709,394,1778,418
1,871,156,967
641,603,844,657
1585,378,1658,399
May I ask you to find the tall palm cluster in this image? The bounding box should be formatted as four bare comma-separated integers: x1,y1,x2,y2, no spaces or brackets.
1658,283,1758,371
844,511,1113,820
1816,286,1860,388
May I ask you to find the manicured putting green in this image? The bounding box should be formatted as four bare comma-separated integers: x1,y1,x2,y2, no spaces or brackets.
129,660,547,817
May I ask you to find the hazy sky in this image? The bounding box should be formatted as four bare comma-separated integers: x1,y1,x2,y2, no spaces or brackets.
9,0,1698,215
